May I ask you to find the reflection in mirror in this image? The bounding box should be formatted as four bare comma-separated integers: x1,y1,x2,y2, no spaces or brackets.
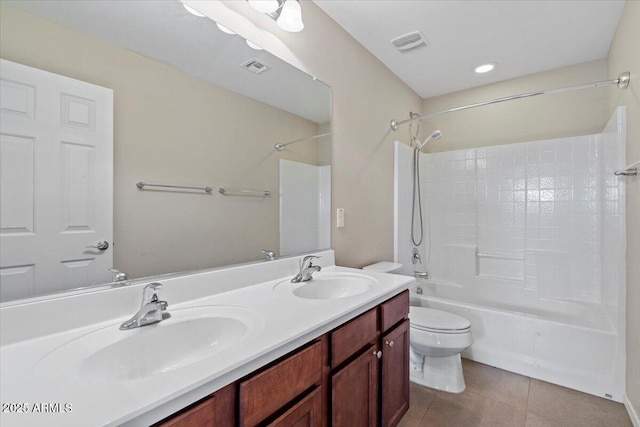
0,1,331,303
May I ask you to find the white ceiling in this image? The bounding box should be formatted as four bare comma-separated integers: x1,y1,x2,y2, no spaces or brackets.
313,0,625,98
4,0,331,124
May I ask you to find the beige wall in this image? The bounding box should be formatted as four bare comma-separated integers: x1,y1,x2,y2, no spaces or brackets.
608,1,640,418
189,1,422,268
421,59,609,152
0,5,321,278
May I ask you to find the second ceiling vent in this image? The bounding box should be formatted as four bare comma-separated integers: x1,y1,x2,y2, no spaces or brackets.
391,31,429,53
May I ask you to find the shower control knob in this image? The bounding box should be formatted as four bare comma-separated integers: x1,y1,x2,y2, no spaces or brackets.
385,340,394,348
373,350,382,359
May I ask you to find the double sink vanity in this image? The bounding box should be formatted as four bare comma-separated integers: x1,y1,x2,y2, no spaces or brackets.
0,250,414,426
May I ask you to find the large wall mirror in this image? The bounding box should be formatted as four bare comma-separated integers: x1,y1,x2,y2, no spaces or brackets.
0,0,331,303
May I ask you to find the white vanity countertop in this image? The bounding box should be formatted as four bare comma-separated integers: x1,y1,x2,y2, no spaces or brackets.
0,261,413,427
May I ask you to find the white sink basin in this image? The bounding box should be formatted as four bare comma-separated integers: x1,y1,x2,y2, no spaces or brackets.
275,272,377,300
35,305,263,382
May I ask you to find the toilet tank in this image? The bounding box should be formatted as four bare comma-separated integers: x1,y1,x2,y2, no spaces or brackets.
362,262,403,274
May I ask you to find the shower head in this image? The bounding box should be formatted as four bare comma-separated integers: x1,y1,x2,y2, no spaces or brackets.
416,130,443,150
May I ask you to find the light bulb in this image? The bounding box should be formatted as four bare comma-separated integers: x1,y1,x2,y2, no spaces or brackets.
216,23,236,35
182,3,205,17
277,0,304,32
248,0,279,14
246,40,263,50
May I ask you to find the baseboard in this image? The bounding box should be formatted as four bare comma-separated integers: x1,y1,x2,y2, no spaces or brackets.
626,395,640,427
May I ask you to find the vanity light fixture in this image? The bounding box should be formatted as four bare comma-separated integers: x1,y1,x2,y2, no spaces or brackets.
182,3,206,17
248,0,280,14
474,62,497,74
216,23,236,35
276,0,304,32
246,0,304,33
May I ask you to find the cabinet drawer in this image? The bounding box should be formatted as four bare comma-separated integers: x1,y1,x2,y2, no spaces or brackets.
380,290,409,332
330,308,378,368
266,387,322,427
239,341,323,427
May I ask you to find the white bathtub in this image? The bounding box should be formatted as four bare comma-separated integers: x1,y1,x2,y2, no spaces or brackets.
409,281,625,402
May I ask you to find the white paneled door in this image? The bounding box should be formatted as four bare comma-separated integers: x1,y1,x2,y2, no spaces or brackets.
0,59,113,301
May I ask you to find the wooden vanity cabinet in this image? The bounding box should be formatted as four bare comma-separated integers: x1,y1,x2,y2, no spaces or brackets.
330,290,410,427
155,290,409,427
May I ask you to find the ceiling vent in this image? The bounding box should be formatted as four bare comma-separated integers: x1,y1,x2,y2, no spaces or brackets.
241,59,271,74
391,31,429,53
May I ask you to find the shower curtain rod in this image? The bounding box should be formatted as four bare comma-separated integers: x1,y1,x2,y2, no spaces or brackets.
274,132,331,151
390,71,630,131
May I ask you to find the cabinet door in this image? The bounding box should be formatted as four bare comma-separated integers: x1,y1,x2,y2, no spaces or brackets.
267,387,322,427
381,320,410,427
331,344,379,427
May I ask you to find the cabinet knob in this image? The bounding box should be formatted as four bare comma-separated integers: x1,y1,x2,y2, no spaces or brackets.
385,340,394,348
373,350,382,359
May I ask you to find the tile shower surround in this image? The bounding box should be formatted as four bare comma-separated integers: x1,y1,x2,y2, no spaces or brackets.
420,107,625,312
394,108,626,399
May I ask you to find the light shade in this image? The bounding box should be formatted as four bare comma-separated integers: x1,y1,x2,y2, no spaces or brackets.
248,0,279,14
474,63,497,74
277,0,304,32
246,40,263,50
182,3,205,17
216,23,236,35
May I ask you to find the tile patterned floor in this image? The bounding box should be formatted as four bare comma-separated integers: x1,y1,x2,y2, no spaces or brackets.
398,359,633,427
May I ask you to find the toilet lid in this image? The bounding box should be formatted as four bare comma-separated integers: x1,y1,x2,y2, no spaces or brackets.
409,306,471,333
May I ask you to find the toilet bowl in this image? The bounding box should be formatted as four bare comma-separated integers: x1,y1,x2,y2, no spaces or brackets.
409,306,472,393
363,262,473,393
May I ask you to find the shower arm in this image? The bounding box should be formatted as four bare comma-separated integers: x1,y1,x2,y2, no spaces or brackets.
390,72,630,131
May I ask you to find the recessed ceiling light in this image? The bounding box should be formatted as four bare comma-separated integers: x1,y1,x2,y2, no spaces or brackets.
216,23,236,35
182,3,205,17
474,63,497,74
246,40,263,50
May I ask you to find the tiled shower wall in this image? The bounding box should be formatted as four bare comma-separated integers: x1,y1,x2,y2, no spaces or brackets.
396,107,626,324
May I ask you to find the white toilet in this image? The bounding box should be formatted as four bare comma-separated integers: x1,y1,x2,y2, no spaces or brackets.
363,262,473,393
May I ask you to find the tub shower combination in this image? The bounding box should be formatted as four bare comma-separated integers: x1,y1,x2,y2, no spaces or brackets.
394,107,627,401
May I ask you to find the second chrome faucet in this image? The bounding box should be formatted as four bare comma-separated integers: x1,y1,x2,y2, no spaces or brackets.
291,255,321,283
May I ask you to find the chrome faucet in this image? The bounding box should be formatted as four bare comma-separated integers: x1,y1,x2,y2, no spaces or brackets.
120,283,170,330
261,249,278,261
291,255,321,283
109,268,130,286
